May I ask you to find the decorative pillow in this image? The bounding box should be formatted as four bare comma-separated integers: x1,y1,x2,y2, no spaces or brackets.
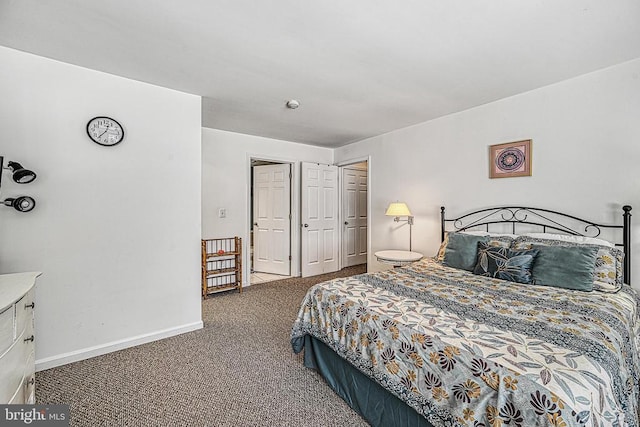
441,233,488,271
593,250,623,286
528,244,599,291
437,232,514,270
523,233,614,248
472,242,538,284
513,236,624,287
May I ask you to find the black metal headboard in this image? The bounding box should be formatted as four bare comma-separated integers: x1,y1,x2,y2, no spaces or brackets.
440,205,632,284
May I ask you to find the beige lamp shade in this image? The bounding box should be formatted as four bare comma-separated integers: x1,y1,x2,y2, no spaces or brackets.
385,202,412,217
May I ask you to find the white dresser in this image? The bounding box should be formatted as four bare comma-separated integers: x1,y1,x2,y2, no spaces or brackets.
0,272,41,404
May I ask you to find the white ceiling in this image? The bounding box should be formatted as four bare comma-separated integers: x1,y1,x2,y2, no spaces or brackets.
1,1,639,147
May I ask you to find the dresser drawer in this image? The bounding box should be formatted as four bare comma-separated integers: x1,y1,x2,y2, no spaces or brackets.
8,351,35,405
23,351,36,404
0,305,15,356
16,289,35,337
0,330,32,402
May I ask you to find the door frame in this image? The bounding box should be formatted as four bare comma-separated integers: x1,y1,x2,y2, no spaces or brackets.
246,154,299,285
252,163,292,276
337,155,371,271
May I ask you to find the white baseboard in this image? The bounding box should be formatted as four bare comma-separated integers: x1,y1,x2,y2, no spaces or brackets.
35,321,204,371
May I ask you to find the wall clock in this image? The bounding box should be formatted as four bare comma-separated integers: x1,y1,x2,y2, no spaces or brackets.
86,116,125,147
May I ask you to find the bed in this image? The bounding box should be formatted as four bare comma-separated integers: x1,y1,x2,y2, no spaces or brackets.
291,205,639,427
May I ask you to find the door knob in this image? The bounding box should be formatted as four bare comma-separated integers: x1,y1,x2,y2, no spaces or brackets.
303,223,309,228
253,222,258,226
344,221,348,225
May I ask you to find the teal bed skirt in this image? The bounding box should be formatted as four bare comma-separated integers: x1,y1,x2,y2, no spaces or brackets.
302,335,433,427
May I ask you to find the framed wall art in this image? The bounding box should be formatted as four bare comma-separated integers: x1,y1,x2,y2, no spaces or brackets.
489,139,532,179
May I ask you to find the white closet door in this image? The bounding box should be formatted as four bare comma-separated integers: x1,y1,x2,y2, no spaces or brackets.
342,166,367,267
252,164,291,275
301,162,339,277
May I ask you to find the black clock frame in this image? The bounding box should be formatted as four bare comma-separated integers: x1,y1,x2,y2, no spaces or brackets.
86,116,125,147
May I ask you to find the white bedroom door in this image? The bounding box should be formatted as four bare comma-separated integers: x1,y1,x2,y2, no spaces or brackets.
252,164,291,275
341,165,367,267
301,162,339,277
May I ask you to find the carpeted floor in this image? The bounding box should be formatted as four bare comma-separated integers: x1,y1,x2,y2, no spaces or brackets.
36,265,369,427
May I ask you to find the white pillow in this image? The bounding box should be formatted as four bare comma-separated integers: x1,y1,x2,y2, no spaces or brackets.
523,232,614,248
461,230,519,239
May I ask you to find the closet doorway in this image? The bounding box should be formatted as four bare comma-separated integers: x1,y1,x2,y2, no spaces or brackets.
250,159,292,284
299,159,369,276
340,160,368,269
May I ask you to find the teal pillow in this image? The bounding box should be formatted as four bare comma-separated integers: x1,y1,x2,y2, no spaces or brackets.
530,244,599,291
473,242,539,284
442,233,488,271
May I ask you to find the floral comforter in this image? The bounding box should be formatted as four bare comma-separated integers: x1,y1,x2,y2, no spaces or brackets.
291,258,640,427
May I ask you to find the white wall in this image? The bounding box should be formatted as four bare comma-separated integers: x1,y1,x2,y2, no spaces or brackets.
335,59,640,289
0,46,203,369
202,128,332,281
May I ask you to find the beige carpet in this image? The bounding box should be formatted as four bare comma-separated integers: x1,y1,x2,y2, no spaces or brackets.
36,265,369,427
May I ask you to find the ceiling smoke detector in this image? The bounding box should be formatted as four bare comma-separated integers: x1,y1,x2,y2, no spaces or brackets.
286,100,300,109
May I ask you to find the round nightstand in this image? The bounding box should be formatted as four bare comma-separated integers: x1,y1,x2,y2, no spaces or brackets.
374,250,423,267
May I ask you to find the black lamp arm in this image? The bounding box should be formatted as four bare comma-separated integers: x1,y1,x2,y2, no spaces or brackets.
7,160,24,170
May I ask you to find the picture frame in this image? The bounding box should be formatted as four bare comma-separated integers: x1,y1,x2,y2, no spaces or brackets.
489,139,532,179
